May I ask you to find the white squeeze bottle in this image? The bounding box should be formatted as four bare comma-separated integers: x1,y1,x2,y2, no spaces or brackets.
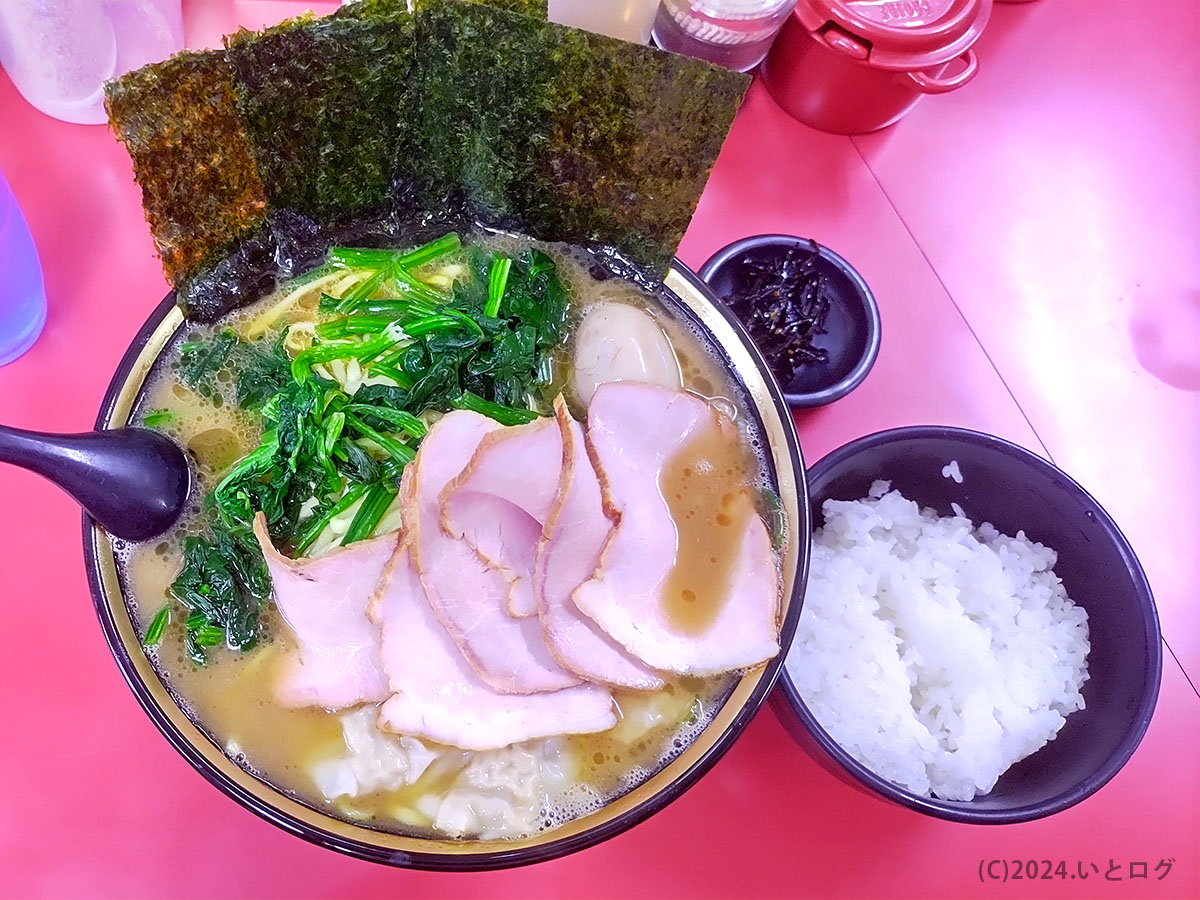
0,0,182,125
0,169,46,366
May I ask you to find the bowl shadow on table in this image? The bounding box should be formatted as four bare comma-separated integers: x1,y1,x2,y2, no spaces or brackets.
772,426,1163,824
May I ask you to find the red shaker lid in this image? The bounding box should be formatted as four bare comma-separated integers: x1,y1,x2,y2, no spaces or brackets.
794,0,992,70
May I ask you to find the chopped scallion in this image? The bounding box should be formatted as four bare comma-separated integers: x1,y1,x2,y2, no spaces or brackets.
143,606,170,646
342,481,399,545
485,256,512,318
344,413,417,465
343,404,427,438
293,483,371,556
454,391,539,425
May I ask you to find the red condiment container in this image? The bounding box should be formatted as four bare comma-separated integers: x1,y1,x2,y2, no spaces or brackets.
761,0,992,134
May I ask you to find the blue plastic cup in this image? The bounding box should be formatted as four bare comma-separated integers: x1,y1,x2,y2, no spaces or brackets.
0,169,47,366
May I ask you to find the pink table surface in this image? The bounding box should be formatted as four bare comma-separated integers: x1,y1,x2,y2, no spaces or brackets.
0,1,1196,897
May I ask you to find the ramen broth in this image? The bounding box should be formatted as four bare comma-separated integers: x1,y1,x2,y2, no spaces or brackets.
120,236,774,837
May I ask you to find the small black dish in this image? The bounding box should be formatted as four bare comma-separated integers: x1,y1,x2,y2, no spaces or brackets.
699,235,881,408
776,426,1162,824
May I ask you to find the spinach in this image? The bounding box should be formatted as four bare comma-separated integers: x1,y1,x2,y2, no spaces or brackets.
170,527,270,662
178,328,237,396
160,234,568,661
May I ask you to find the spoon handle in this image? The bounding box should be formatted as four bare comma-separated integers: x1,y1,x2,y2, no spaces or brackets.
0,424,191,542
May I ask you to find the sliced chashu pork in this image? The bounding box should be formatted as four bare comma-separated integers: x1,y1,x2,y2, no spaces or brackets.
252,513,394,709
535,397,665,689
441,416,561,618
573,383,781,675
403,410,579,693
369,544,616,750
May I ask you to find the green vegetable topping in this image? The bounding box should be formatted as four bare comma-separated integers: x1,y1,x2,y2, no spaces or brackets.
143,606,170,647
158,234,567,661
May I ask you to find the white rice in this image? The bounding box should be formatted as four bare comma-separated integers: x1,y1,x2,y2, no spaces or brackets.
786,481,1090,801
942,460,963,483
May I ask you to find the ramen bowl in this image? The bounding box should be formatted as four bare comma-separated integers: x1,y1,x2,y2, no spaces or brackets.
84,260,810,869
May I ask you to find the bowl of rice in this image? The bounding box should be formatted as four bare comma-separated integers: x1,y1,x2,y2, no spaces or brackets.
778,426,1161,823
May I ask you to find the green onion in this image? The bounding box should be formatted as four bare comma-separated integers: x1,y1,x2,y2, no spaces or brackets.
344,413,417,465
393,267,452,305
367,362,414,389
142,409,175,428
322,411,346,457
343,405,427,438
342,481,400,545
293,483,371,556
328,233,461,273
335,267,390,314
453,391,539,426
400,313,466,337
372,341,415,369
143,606,170,646
291,332,401,380
439,306,486,336
315,314,403,340
185,610,208,630
351,298,438,317
328,248,397,269
395,232,462,269
193,625,227,648
485,256,512,318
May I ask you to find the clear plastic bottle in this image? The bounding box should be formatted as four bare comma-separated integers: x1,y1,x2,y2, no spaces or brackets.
653,0,798,72
548,0,661,43
0,0,182,125
0,170,46,366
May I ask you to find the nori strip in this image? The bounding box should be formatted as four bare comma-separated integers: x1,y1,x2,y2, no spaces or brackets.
224,12,416,221
412,2,749,274
412,0,548,16
110,0,744,315
104,50,267,287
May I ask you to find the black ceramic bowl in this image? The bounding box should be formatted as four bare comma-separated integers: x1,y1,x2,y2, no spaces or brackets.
777,426,1161,823
699,235,880,408
83,262,810,869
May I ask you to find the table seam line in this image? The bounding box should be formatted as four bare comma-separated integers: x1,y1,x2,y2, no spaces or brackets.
848,136,1054,460
848,135,1200,704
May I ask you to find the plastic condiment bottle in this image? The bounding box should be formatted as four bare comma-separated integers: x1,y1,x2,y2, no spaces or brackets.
548,0,661,43
0,169,46,366
653,0,799,71
0,0,183,125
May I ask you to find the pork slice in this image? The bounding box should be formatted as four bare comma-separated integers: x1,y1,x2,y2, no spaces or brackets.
534,398,665,689
252,513,395,709
572,382,781,675
404,410,579,693
372,545,616,751
440,416,562,619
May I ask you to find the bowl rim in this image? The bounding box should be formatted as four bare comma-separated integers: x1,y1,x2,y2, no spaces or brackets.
82,259,812,868
698,233,882,409
777,424,1162,824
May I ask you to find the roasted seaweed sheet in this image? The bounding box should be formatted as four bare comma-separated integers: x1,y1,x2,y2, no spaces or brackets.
104,50,267,287
224,12,416,221
106,0,746,318
414,1,748,273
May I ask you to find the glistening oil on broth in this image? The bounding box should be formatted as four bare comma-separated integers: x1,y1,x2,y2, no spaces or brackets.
118,234,774,838
659,418,759,636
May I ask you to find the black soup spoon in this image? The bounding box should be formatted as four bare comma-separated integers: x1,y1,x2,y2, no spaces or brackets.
0,424,191,542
